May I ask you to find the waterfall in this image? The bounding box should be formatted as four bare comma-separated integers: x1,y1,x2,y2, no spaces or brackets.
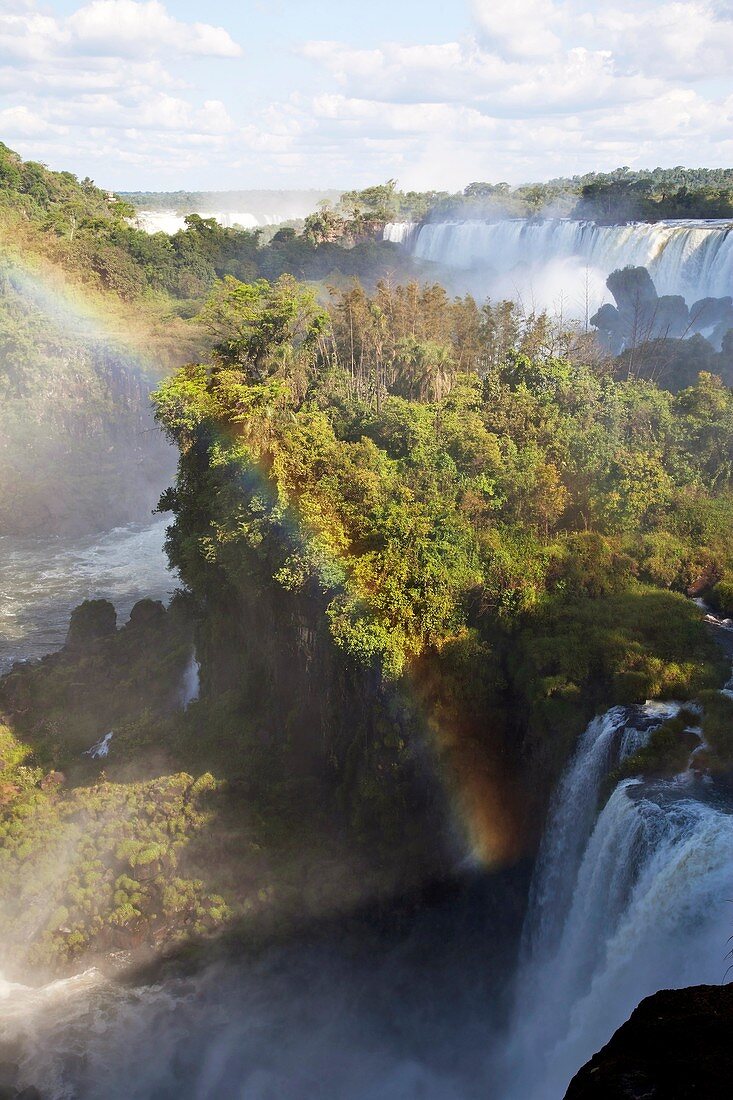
179,649,200,708
505,700,733,1100
522,702,678,960
383,222,418,247
135,210,300,234
84,731,114,759
384,219,733,312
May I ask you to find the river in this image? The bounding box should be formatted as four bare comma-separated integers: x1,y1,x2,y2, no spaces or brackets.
1,527,732,1097
0,519,174,674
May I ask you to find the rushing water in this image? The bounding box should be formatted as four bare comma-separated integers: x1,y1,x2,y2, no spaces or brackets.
505,695,733,1099
0,519,174,673
135,210,298,234
0,878,513,1100
1,515,732,1097
384,218,733,313
178,649,201,708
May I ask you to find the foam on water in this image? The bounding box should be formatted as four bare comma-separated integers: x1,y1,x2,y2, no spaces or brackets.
0,519,174,672
507,697,733,1099
385,218,733,313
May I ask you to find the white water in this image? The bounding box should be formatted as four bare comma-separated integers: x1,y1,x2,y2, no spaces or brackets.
385,218,733,313
522,702,679,960
0,937,489,1099
135,210,299,234
507,700,733,1099
179,650,200,708
0,519,174,673
84,731,114,759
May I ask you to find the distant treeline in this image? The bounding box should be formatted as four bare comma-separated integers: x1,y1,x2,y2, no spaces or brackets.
331,170,733,224
121,188,342,214
0,144,416,303
122,169,733,227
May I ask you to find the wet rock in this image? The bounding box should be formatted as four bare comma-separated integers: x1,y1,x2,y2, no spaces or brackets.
564,984,733,1098
592,268,733,355
66,599,117,649
128,598,166,630
607,265,658,314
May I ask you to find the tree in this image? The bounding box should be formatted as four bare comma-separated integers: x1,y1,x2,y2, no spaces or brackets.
200,275,328,382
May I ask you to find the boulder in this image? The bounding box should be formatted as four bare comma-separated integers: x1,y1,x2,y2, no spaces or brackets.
65,599,117,649
565,984,733,1098
127,598,166,630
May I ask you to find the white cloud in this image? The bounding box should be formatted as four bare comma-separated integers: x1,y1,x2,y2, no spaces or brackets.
1,0,732,189
584,2,733,81
0,103,54,136
284,1,733,186
0,0,242,183
302,37,662,116
472,0,562,59
67,1,241,59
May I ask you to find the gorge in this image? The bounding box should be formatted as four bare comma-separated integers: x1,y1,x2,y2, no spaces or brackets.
2,149,733,1099
1,605,731,1098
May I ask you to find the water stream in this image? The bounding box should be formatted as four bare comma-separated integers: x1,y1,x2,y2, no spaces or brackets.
1,528,732,1097
505,695,733,1098
385,218,733,313
0,519,173,674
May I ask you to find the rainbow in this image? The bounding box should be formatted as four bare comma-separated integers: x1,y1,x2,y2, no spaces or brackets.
184,383,525,869
0,235,199,379
0,234,523,867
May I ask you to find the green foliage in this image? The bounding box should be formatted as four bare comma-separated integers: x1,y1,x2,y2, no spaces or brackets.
616,710,701,780
699,691,733,773
0,145,423,307
155,277,733,682
319,168,733,225
202,275,328,378
710,579,733,617
150,274,733,827
0,721,231,973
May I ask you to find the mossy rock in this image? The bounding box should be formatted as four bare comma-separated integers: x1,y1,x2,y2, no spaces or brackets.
66,599,117,649
128,599,167,630
616,710,701,781
699,691,733,774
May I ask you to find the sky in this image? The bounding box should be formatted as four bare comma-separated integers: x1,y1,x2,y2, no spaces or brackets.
0,0,732,192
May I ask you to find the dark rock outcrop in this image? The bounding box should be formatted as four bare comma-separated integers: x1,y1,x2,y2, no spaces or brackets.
66,598,117,648
592,267,733,355
564,984,733,1099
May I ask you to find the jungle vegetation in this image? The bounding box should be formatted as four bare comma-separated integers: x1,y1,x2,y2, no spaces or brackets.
3,144,733,975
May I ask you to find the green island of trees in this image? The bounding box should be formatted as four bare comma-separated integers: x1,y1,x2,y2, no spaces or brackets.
3,144,733,976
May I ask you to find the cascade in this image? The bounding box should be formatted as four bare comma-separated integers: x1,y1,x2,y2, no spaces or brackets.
505,697,733,1100
384,219,733,311
179,649,201,708
521,702,679,960
135,210,298,234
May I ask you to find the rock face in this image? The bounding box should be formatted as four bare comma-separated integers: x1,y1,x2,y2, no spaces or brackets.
0,300,177,537
564,984,733,1099
592,266,733,354
65,598,117,649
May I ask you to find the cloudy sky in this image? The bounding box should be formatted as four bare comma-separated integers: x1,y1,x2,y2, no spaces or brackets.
1,0,732,191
